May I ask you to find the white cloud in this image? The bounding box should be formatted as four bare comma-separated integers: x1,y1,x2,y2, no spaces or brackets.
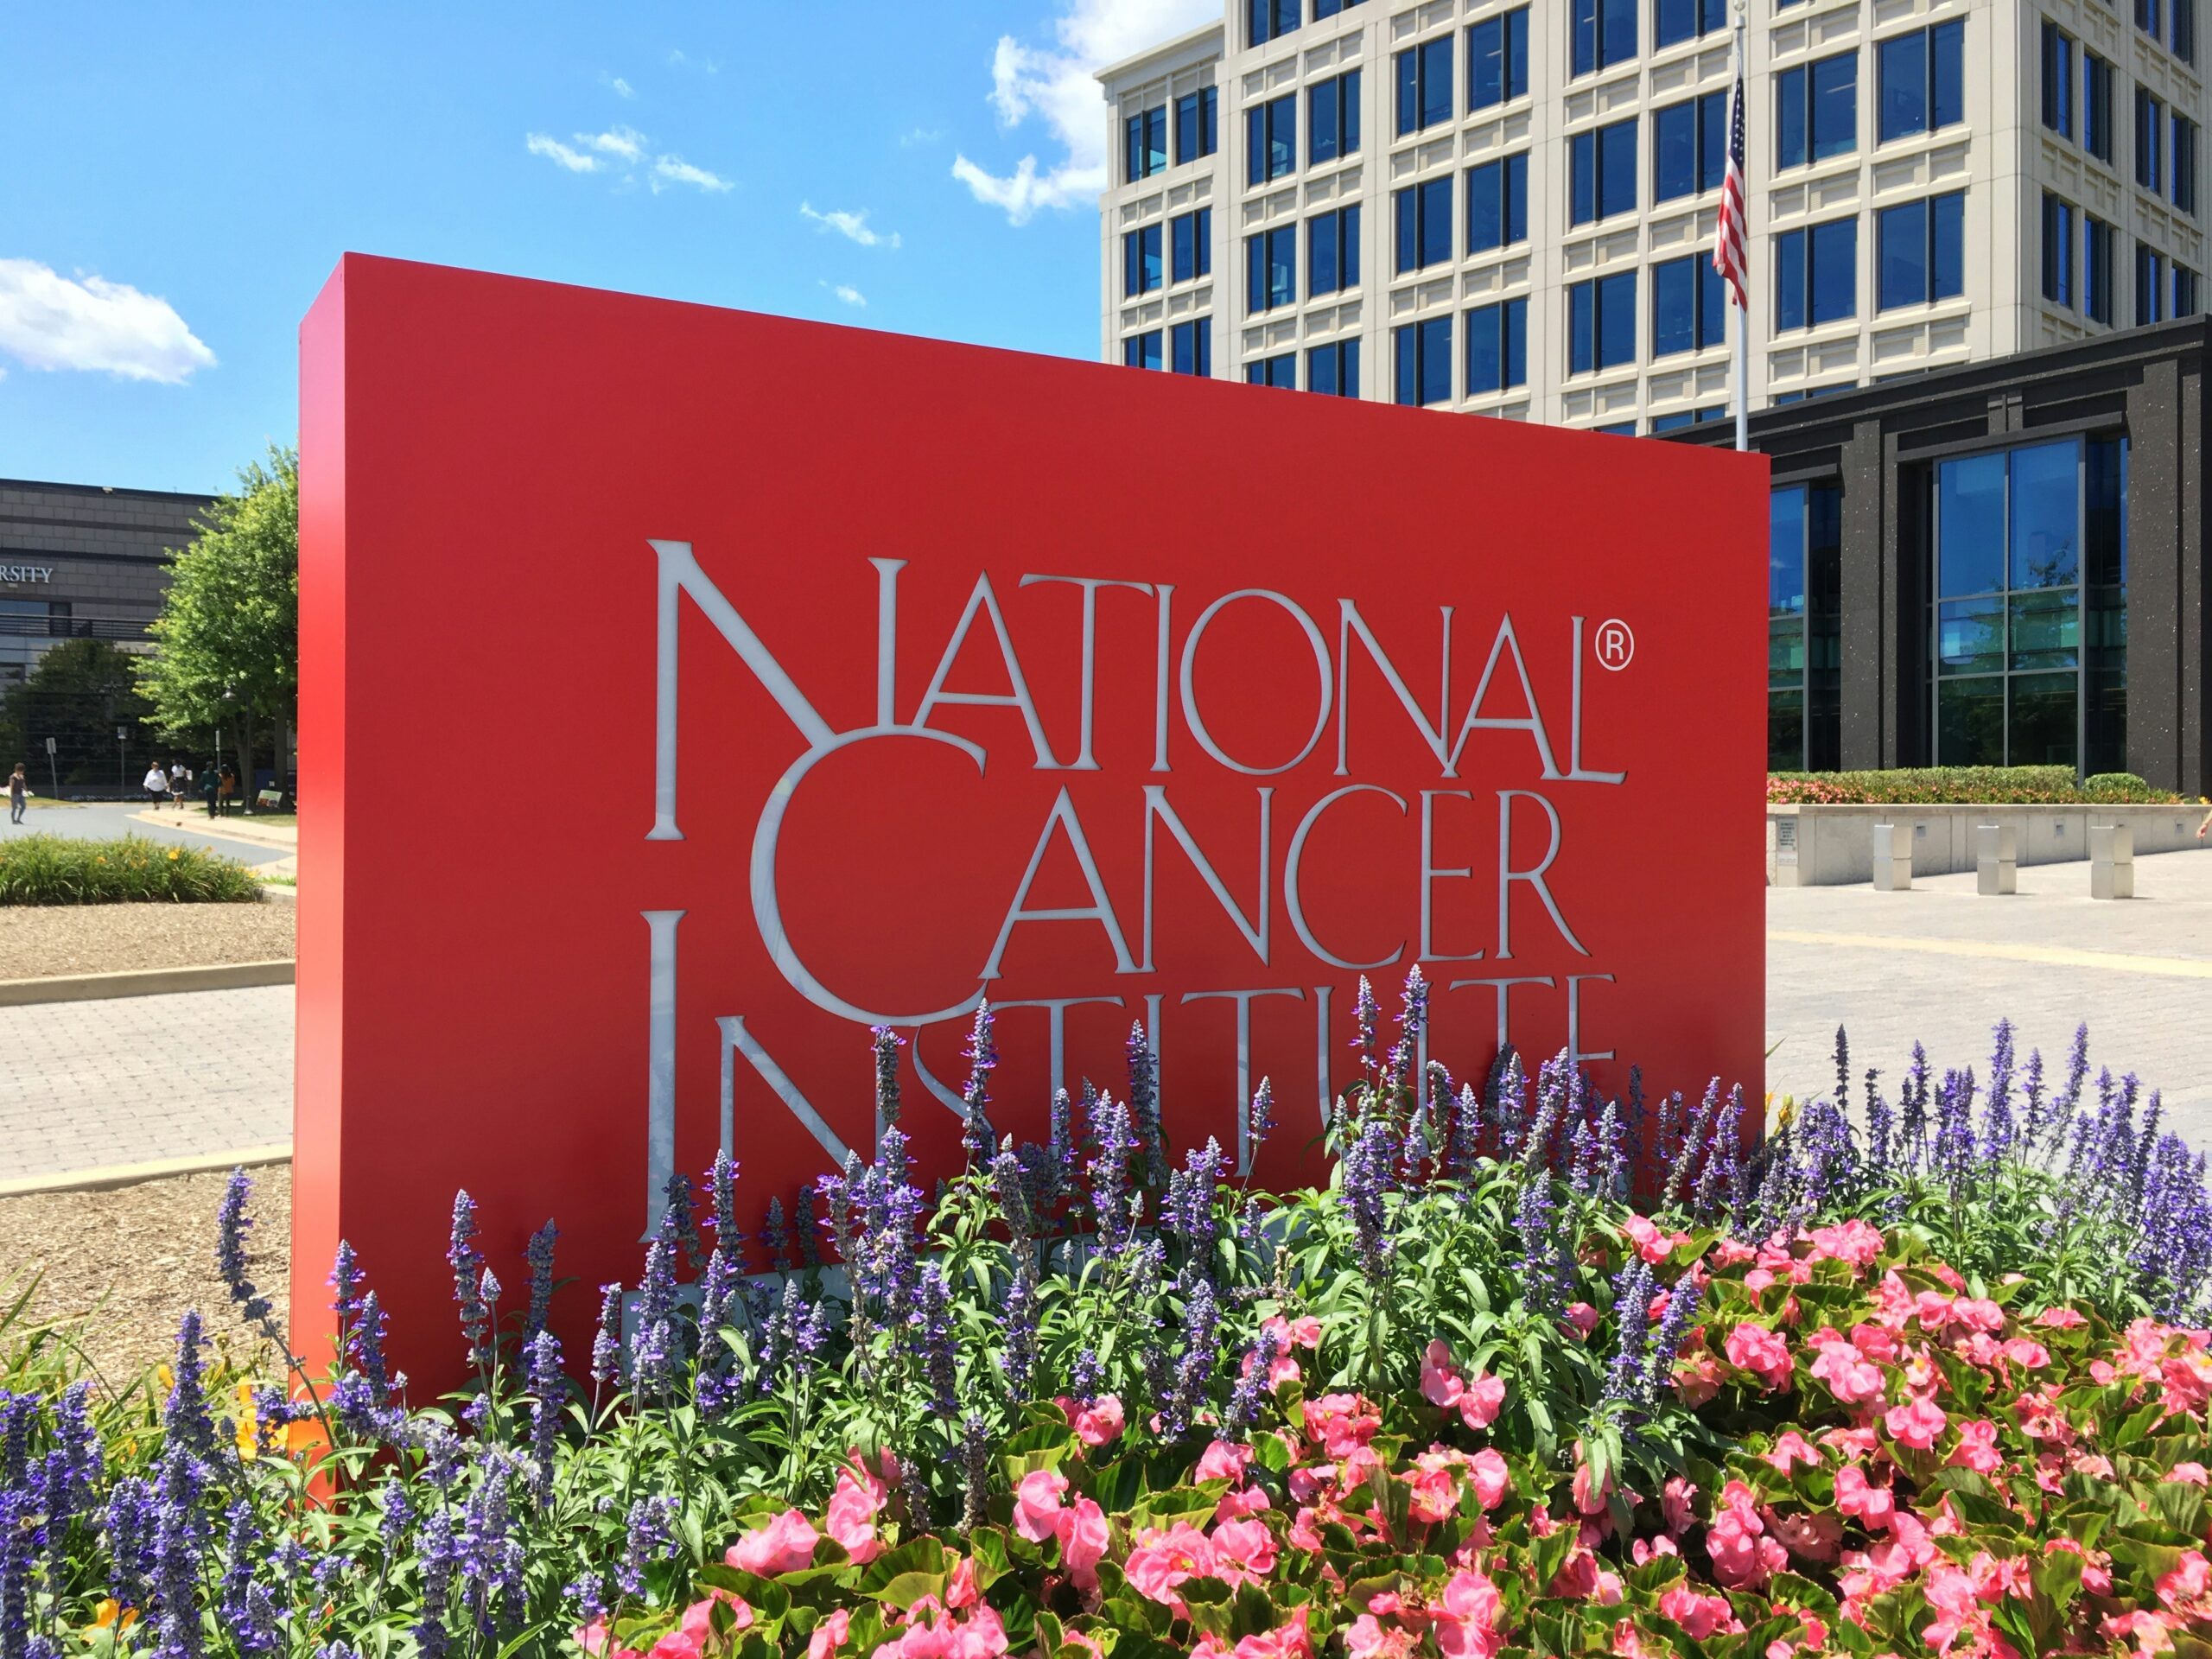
527,133,603,173
800,202,900,249
666,48,719,73
577,125,646,162
952,0,1217,225
819,283,868,308
0,258,215,384
652,155,733,194
606,74,634,99
899,127,943,147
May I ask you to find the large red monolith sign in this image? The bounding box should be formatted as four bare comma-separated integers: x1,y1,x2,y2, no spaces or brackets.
295,255,1767,1386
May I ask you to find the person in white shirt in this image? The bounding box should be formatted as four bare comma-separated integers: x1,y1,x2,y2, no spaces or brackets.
143,763,170,810
168,760,189,809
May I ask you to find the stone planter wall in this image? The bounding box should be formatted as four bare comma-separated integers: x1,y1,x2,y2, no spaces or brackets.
1766,803,2209,887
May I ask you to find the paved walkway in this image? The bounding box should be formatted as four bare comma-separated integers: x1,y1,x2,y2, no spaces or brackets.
1766,847,2212,1142
0,985,292,1180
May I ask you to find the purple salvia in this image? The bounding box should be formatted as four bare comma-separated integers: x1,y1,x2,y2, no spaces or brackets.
872,1025,905,1131
448,1191,491,1364
1248,1077,1276,1165
1127,1020,1166,1187
589,1283,624,1390
961,1002,1000,1170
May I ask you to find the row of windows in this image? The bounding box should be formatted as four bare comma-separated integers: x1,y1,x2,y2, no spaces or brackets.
2134,0,2199,65
1123,89,1218,184
1122,320,1217,375
1255,0,1738,58
2056,27,2206,215
1243,339,1363,394
1214,188,1965,332
2041,191,2203,321
1122,208,1214,297
1246,70,1364,186
1249,0,1364,48
1395,12,1533,137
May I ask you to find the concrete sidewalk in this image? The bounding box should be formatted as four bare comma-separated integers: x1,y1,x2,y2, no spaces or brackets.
1766,846,2212,1140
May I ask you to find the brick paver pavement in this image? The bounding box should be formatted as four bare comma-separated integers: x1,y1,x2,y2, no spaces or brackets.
1766,847,2212,1143
0,986,291,1180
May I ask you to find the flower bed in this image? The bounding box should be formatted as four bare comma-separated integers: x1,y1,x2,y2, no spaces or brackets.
0,833,264,905
1766,768,2182,807
5,988,2211,1658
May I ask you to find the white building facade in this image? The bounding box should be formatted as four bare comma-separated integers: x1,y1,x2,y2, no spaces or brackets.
1098,0,2205,430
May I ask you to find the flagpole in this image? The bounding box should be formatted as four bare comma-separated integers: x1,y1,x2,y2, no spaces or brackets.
1732,0,1751,452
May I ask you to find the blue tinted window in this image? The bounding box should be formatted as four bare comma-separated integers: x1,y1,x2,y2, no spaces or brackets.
1466,154,1528,251
1776,217,1857,329
1571,0,1637,76
1245,226,1298,312
1937,452,2007,596
1250,0,1301,48
2175,115,2197,213
1313,0,1367,15
1877,194,1960,308
1569,118,1637,224
1393,317,1453,404
2041,23,2074,137
2042,193,2075,306
1465,297,1528,392
1171,208,1212,283
1654,92,1726,200
1395,176,1453,271
1879,22,1963,143
1651,255,1726,355
1306,337,1360,396
1309,71,1361,164
1656,0,1727,48
2085,54,2113,161
1567,271,1637,372
1469,10,1530,107
1123,225,1163,296
1126,107,1167,181
2139,0,2162,39
1122,330,1162,371
2137,89,2164,190
1247,95,1297,184
1176,88,1219,162
1770,486,1807,614
1245,353,1297,388
1398,36,1453,133
2179,264,2202,315
1308,204,1360,293
1171,319,1211,376
2084,215,2113,323
2138,245,2165,323
1778,52,1858,167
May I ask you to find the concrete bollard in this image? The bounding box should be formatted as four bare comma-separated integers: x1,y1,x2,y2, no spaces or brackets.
1976,823,2017,895
1872,822,1913,891
2090,823,2134,900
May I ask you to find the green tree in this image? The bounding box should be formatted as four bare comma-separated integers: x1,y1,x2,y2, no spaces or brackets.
0,638,160,788
135,443,298,807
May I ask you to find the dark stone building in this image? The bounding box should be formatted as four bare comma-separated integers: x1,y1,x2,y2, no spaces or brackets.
1680,320,2209,798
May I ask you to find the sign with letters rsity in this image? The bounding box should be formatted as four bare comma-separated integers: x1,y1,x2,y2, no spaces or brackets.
296,255,1767,1385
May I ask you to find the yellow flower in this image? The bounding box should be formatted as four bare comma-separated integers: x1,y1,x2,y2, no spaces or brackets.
168,848,181,860
89,1600,138,1632
156,1363,175,1394
233,1382,260,1461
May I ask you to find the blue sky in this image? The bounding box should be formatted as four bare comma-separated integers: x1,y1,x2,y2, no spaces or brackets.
0,0,1218,493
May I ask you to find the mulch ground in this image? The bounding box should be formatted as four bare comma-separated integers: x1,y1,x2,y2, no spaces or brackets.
0,1166,292,1386
0,902,296,980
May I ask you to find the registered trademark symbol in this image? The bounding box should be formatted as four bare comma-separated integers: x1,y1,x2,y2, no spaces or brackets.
1594,619,1636,671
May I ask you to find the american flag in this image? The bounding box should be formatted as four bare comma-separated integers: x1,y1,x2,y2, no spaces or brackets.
1713,59,1748,309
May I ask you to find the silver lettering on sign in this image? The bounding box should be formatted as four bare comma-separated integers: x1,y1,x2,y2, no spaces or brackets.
982,788,1138,980
1419,790,1482,963
1179,589,1333,776
719,1015,854,1167
1183,986,1306,1173
643,909,685,1236
1335,601,1455,776
1020,575,1154,771
1566,617,1628,785
1496,790,1589,959
1447,615,1563,779
1141,785,1273,970
914,573,1062,769
1285,785,1407,970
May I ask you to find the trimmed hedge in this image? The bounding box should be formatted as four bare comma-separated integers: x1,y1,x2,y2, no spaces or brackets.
0,833,264,904
1769,765,2180,805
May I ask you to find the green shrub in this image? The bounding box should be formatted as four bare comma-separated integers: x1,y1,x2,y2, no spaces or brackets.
1769,764,2181,805
0,833,264,904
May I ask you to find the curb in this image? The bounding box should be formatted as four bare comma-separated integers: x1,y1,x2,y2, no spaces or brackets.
0,959,296,1007
127,809,298,852
0,1144,292,1199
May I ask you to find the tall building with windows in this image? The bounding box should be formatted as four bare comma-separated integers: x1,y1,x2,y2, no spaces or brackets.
1097,0,2207,430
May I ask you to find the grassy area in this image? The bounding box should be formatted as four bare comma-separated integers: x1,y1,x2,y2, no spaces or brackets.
0,834,264,904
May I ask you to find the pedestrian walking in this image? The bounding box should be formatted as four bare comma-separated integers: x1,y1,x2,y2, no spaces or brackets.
168,760,189,809
217,764,237,817
7,765,24,826
142,761,170,810
200,764,221,818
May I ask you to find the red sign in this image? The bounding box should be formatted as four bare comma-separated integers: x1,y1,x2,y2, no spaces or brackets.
295,255,1768,1386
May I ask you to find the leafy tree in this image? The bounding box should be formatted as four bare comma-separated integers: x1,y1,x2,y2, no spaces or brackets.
136,443,298,805
0,638,160,787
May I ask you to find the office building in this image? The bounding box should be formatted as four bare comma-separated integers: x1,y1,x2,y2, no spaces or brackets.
1097,0,2206,429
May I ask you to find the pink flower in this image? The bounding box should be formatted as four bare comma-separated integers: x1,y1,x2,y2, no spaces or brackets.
2158,1550,2211,1611
1885,1397,1948,1452
1124,1522,1213,1615
1674,1351,1723,1407
1468,1447,1510,1510
1197,1440,1254,1485
1457,1372,1504,1430
1834,1463,1894,1529
1657,1586,1738,1641
1810,1340,1884,1406
1421,1340,1465,1408
1570,1448,1614,1517
1433,1567,1506,1659
1624,1216,1690,1265
1807,1219,1885,1269
1233,1618,1313,1659
1056,1394,1126,1448
2002,1338,2052,1370
1302,1394,1382,1459
1012,1469,1067,1544
2174,1462,2210,1486
1565,1303,1600,1339
1055,1497,1109,1591
576,1619,644,1659
1764,1507,1842,1563
1947,1419,2003,1475
1724,1322,1794,1391
2037,1306,2088,1329
809,1609,851,1659
648,1631,704,1659
1211,1517,1279,1586
825,1464,887,1564
1761,1431,1821,1473
727,1509,821,1577
1707,1481,1786,1590
1345,1616,1418,1659
1662,1476,1698,1535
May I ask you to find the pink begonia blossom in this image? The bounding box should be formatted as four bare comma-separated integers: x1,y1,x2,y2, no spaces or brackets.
1053,1394,1125,1447
1761,1431,1821,1472
1011,1469,1067,1544
2037,1306,2088,1329
1675,1351,1724,1407
576,1618,643,1659
1197,1440,1254,1484
2174,1462,2211,1486
1432,1567,1507,1659
824,1463,887,1564
2002,1338,2052,1370
1706,1481,1787,1589
1948,1419,2003,1475
1623,1215,1692,1264
2158,1550,2212,1611
1657,1585,1738,1641
1850,1321,1901,1364
944,1556,980,1610
1345,1615,1420,1659
1885,1397,1949,1452
1811,1340,1885,1405
1834,1463,1895,1529
1469,1447,1510,1510
808,1609,850,1659
1210,1516,1279,1586
1303,1394,1382,1458
727,1509,821,1577
1570,1448,1614,1517
1233,1618,1313,1659
1125,1522,1214,1615
1055,1497,1109,1591
1764,1506,1842,1563
1422,1342,1505,1428
1724,1322,1794,1391
1662,1477,1698,1535
1807,1218,1885,1268
1565,1303,1601,1339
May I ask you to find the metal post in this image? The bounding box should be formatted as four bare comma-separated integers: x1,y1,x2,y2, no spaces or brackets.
1732,1,1750,453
